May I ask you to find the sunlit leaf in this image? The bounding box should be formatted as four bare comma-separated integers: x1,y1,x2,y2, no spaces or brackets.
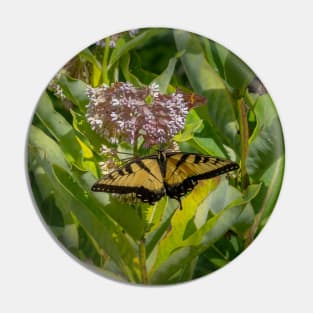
151,184,260,284
246,94,284,180
58,74,89,112
174,30,240,155
108,29,163,69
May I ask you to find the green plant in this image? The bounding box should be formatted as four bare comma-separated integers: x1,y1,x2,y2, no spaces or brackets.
27,28,284,285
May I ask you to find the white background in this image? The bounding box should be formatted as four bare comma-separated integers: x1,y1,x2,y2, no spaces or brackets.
1,0,312,312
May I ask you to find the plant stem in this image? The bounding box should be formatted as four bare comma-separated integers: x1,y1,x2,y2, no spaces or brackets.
139,238,149,284
237,98,249,190
101,37,110,85
133,137,138,156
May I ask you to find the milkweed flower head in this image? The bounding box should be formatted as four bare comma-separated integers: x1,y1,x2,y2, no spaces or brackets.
86,82,206,148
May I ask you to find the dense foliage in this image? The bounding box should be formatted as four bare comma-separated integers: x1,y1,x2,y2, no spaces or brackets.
27,28,284,284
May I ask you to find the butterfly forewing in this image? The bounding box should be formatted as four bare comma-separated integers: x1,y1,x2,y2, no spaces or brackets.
164,152,239,199
92,156,165,204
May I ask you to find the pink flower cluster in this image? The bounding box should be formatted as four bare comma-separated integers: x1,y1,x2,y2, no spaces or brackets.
86,82,205,148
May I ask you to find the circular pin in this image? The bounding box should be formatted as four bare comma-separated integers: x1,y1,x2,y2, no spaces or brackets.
26,27,285,285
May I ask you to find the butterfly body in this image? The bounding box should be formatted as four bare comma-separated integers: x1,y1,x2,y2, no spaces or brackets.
92,151,239,207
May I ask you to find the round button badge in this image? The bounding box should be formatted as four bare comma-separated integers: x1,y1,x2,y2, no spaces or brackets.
26,27,285,285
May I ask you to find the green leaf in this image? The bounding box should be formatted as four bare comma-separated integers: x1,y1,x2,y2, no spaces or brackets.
174,30,225,91
232,202,256,233
79,171,145,241
201,38,229,79
30,169,65,227
151,184,260,284
246,94,285,180
71,110,107,154
176,108,232,158
224,51,255,95
36,92,87,170
151,246,199,284
28,125,74,218
28,126,141,282
151,55,178,93
194,184,260,247
249,156,284,235
144,197,168,232
120,53,143,86
58,74,89,112
193,233,243,278
36,92,73,139
194,178,241,228
150,179,219,272
129,51,158,84
62,224,79,248
71,225,104,267
145,198,177,258
79,48,102,87
28,125,69,172
174,30,240,155
108,29,163,69
52,164,141,282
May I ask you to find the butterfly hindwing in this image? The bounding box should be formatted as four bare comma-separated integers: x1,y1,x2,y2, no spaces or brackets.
164,152,239,200
92,156,165,204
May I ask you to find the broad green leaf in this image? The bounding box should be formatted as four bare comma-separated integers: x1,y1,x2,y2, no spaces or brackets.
246,94,285,180
79,48,102,87
151,184,260,284
174,110,230,158
232,202,256,234
151,246,199,284
192,184,260,247
174,30,240,155
29,126,141,282
175,109,231,157
70,225,103,268
28,125,74,217
79,171,145,241
30,167,66,227
174,30,225,91
71,110,107,154
151,55,178,94
174,109,204,141
120,53,143,86
150,179,219,272
108,29,163,69
248,156,284,237
36,92,85,169
145,198,177,258
36,92,73,139
193,233,243,278
144,197,168,233
129,51,158,84
224,51,255,95
52,164,141,282
58,74,89,112
201,38,229,79
194,178,240,228
28,125,69,172
62,224,79,248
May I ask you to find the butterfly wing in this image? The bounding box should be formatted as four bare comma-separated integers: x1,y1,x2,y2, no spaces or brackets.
164,152,239,200
92,156,165,204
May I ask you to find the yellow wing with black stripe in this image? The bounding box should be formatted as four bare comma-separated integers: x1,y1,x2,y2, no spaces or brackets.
92,151,239,206
164,152,239,200
91,156,165,204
